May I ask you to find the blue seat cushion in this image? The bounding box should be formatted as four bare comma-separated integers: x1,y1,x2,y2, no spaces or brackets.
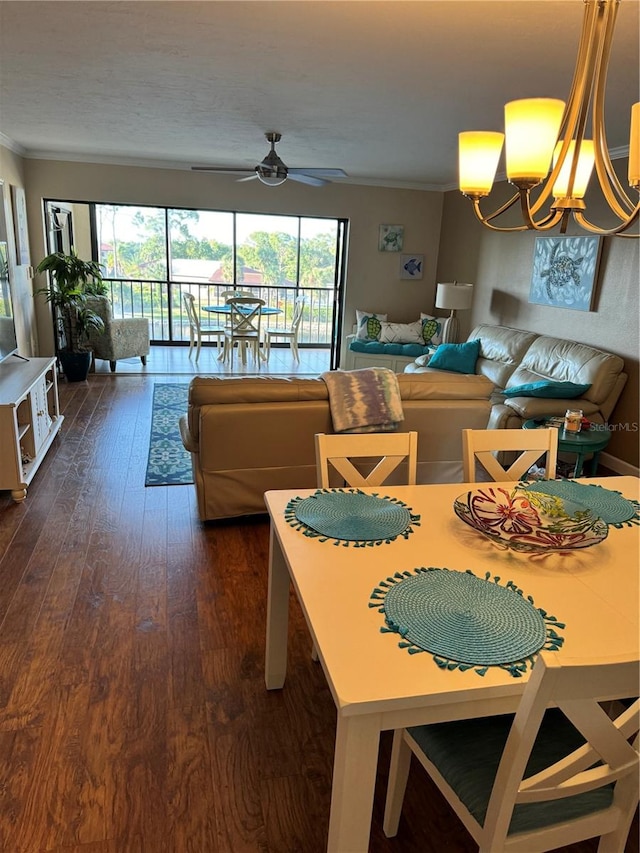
407,709,613,835
349,340,431,357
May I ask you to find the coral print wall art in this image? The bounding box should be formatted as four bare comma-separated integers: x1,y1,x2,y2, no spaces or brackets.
529,236,602,312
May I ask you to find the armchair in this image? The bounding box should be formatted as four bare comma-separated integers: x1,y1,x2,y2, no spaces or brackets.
86,296,150,372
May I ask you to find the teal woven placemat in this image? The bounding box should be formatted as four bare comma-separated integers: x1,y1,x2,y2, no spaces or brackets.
285,489,420,546
370,567,565,677
522,480,639,527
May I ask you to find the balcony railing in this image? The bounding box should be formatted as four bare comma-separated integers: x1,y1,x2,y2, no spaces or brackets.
102,279,334,346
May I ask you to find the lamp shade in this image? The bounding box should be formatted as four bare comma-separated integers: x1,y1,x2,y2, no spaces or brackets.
435,282,474,312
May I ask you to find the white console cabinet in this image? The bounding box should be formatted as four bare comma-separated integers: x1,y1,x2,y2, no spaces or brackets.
0,356,64,502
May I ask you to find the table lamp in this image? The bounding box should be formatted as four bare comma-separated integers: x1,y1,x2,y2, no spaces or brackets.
435,281,474,343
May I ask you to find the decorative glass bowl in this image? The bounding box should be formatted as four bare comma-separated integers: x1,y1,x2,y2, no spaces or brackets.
453,485,609,553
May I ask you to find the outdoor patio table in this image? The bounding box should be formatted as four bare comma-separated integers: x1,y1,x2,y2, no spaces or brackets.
264,476,640,852
203,304,282,316
203,304,282,362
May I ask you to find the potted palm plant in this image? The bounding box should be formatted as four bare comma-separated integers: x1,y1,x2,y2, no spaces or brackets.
36,249,106,381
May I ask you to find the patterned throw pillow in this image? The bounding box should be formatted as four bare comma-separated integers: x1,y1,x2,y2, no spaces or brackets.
355,310,388,341
420,315,442,345
420,313,442,347
378,320,425,345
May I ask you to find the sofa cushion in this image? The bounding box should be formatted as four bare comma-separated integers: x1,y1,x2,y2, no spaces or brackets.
506,336,625,406
349,339,430,357
428,340,481,374
469,324,539,388
378,320,424,345
502,380,591,399
397,372,494,401
355,310,387,341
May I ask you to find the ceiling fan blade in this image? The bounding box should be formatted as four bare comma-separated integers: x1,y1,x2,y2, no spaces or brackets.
288,168,348,178
287,172,328,187
191,166,254,174
237,174,259,183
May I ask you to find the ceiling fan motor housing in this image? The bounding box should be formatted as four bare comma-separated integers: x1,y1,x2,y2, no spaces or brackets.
256,142,288,184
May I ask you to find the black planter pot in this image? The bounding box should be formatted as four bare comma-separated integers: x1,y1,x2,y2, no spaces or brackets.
59,351,92,382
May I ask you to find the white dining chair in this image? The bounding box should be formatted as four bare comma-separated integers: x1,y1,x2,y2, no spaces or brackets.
264,294,305,363
462,427,558,482
315,431,418,488
222,297,265,367
383,650,640,852
310,430,419,662
183,292,225,362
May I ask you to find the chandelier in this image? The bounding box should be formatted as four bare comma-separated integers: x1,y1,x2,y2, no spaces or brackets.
458,0,639,237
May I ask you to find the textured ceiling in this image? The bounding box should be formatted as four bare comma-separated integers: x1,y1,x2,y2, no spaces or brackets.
0,0,638,190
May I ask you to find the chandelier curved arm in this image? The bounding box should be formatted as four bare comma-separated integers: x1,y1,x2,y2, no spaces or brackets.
530,0,600,218
470,193,563,233
574,203,640,236
591,2,637,218
469,194,530,232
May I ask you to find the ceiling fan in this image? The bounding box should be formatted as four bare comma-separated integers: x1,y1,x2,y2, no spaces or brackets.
191,132,348,187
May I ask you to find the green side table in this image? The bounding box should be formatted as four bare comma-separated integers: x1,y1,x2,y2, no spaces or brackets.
522,417,611,478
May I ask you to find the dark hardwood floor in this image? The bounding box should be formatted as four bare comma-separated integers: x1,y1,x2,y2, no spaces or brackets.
0,374,637,852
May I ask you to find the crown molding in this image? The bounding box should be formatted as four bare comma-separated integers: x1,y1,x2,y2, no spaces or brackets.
18,148,445,192
0,132,26,156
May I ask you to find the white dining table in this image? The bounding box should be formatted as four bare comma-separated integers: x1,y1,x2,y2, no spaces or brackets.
264,476,640,852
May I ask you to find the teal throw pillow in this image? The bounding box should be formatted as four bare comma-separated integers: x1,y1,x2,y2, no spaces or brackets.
502,380,591,399
428,339,481,374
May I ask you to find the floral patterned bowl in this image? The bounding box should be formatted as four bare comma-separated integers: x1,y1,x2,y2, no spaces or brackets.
453,486,609,553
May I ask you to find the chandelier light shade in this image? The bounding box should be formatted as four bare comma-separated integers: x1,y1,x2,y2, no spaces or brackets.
504,99,565,184
459,132,505,196
458,0,639,237
435,282,474,344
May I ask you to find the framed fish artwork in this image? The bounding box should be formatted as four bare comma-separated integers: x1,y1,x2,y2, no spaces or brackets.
399,253,424,280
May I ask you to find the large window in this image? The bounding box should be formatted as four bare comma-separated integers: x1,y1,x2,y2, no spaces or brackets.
94,204,345,349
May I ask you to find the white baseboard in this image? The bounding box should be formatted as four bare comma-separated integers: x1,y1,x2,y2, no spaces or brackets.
599,451,640,478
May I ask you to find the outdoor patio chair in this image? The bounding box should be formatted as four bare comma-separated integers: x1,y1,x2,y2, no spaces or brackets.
183,292,225,362
264,294,305,362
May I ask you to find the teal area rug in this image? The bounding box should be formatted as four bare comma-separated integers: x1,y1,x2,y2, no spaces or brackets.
145,383,193,486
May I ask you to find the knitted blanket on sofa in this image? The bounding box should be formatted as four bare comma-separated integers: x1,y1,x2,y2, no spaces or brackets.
321,368,404,433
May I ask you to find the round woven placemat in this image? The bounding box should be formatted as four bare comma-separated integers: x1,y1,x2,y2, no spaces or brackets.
382,569,546,665
523,480,637,526
293,490,412,542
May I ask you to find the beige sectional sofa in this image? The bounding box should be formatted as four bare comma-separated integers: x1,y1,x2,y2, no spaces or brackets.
179,372,494,521
404,324,627,430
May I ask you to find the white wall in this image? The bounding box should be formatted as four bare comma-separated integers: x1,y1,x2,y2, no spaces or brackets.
0,145,38,356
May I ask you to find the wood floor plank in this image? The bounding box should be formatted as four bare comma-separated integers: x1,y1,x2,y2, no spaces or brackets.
0,371,636,853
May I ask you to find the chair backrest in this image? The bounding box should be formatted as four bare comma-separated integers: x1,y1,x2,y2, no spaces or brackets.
315,431,418,488
86,295,113,329
221,289,254,302
290,295,306,331
227,297,265,336
480,651,639,850
182,292,201,331
462,427,558,482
